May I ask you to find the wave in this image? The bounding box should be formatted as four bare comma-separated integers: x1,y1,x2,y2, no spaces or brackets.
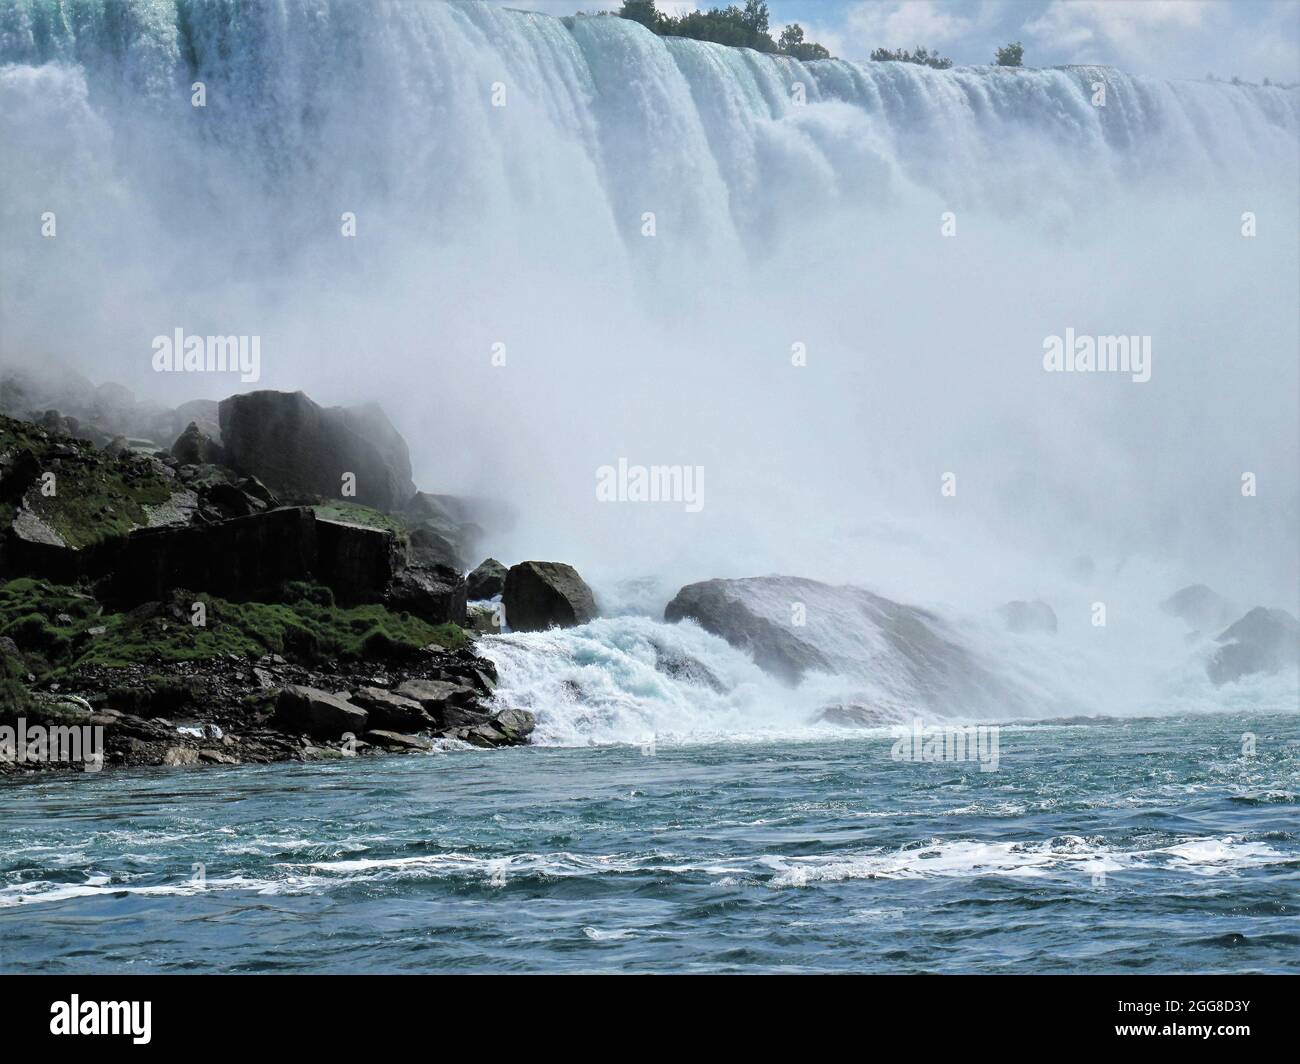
4,833,1288,908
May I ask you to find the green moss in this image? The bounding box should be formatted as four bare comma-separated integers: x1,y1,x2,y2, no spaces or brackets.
312,502,408,537
0,415,174,549
0,638,30,717
0,577,465,672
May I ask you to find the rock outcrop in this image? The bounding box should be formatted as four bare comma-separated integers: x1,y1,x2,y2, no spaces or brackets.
218,390,416,512
1208,607,1300,685
502,561,596,631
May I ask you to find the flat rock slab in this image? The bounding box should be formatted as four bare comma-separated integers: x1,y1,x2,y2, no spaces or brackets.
275,685,369,739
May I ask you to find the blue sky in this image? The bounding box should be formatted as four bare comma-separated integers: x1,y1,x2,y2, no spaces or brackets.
495,1,1300,83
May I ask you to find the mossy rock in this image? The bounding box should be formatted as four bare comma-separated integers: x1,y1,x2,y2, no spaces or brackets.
0,415,175,550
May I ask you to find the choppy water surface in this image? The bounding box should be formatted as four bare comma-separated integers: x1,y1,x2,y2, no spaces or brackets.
1,713,1297,973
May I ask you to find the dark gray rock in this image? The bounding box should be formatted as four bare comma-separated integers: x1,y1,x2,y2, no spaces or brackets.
218,390,416,512
384,563,467,625
171,421,225,466
664,579,830,684
393,678,479,728
466,558,508,600
447,707,536,748
349,686,432,731
502,561,596,632
362,729,432,751
316,517,401,605
1208,607,1300,685
117,507,319,603
274,685,368,739
490,707,536,742
407,526,463,570
998,600,1058,634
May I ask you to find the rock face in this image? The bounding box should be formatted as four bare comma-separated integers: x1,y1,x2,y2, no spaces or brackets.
466,558,508,600
665,579,830,684
116,507,320,603
1208,607,1300,685
274,685,368,739
112,506,439,609
1162,584,1239,634
502,561,596,632
218,390,416,512
316,517,402,604
998,600,1058,634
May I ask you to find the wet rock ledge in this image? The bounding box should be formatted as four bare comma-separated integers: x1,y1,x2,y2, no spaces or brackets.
0,381,542,778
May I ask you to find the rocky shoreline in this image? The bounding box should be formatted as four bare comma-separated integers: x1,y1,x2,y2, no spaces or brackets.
4,369,1296,778
0,370,600,779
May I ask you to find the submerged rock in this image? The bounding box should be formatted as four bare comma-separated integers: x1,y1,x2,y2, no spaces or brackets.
502,561,596,631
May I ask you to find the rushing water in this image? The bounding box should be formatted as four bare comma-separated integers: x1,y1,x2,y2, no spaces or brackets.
2,712,1297,974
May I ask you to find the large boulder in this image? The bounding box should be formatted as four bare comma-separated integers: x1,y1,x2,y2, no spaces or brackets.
1162,584,1240,634
1208,607,1300,685
665,578,830,684
502,561,596,632
466,558,508,600
998,600,1057,634
662,575,1039,716
218,391,416,512
274,685,368,739
384,563,467,625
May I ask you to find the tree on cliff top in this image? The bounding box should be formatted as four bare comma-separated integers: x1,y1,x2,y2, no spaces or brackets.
995,41,1024,67
617,0,833,60
870,46,953,69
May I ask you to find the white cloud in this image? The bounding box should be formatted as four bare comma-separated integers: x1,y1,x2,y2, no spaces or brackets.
1025,0,1299,81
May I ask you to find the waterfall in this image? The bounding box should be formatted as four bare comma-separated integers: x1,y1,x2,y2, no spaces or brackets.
2,2,1296,729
